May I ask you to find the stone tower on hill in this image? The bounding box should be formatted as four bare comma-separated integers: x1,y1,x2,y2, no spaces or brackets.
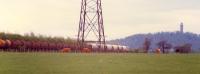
180,22,184,33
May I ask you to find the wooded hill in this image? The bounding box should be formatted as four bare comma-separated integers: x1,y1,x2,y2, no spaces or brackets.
111,31,200,52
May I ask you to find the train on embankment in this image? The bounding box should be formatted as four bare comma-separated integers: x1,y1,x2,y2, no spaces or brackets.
0,39,130,53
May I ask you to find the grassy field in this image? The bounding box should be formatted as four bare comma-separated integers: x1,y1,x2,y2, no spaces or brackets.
0,52,199,74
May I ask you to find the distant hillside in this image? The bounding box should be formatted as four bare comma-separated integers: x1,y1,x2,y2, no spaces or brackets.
111,32,200,52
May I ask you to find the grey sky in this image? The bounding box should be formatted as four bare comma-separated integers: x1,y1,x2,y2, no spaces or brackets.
0,0,200,40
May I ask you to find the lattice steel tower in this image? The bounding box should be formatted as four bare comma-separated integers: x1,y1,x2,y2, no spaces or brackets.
77,0,105,51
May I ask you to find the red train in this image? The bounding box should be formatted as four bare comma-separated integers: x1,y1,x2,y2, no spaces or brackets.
0,39,130,53
0,39,75,52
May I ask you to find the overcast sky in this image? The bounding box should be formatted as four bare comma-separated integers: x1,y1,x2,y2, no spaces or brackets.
0,0,200,40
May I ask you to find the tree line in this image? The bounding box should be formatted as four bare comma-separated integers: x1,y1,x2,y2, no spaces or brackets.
0,32,76,44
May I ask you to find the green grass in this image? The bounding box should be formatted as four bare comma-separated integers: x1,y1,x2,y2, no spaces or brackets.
0,52,200,74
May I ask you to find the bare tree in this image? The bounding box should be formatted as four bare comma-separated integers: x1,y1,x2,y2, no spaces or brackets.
157,40,172,53
157,40,166,53
143,38,151,53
